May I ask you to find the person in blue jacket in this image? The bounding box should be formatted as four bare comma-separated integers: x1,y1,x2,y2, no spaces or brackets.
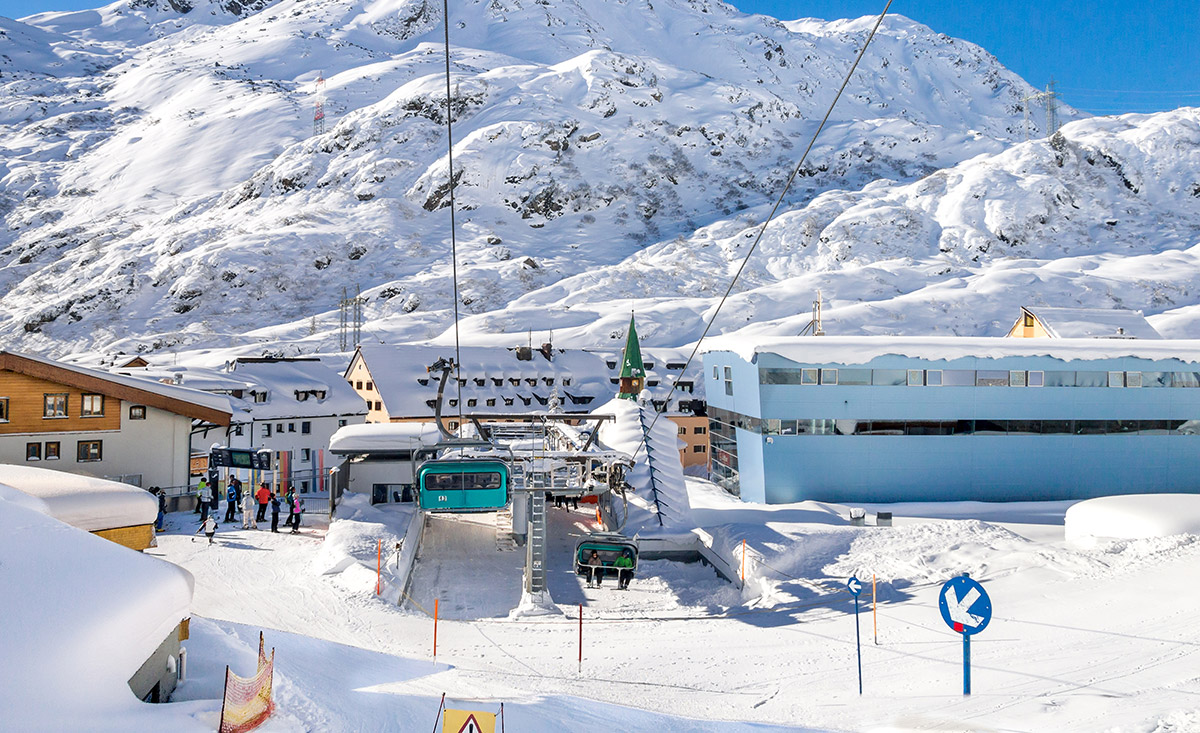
270,492,282,533
224,479,239,523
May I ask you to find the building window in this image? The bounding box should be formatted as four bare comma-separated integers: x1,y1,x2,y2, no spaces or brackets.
366,381,374,391
694,426,707,435
233,424,244,436
468,398,478,407
44,393,68,418
45,442,60,460
1108,371,1125,388
356,381,363,389
276,423,284,433
26,443,41,461
301,448,311,461
374,401,382,411
129,405,147,420
301,421,311,434
338,419,347,428
1125,371,1142,388
253,392,268,403
1024,313,1035,328
820,368,838,385
713,366,719,380
263,423,272,438
907,370,924,386
693,444,707,453
1010,370,1027,387
0,397,8,422
288,423,296,433
975,370,1009,387
800,368,819,385
301,480,310,493
77,440,102,462
925,370,943,386
486,398,496,407
81,393,105,417
678,425,687,435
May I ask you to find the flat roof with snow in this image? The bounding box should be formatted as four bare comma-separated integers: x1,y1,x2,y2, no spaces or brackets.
0,464,157,531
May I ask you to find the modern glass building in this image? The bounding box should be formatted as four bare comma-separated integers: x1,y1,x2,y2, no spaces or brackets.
704,337,1200,503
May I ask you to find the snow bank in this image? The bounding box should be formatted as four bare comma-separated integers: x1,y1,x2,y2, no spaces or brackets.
0,494,195,730
315,493,418,600
594,398,692,534
1065,494,1200,542
0,463,157,531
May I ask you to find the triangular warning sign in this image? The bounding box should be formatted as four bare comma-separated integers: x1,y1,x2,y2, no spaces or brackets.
443,707,495,733
457,715,482,733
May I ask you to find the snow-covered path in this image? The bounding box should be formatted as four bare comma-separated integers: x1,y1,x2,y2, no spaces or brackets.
154,487,1200,732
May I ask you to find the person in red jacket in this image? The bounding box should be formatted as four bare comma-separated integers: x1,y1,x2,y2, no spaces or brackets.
255,482,271,523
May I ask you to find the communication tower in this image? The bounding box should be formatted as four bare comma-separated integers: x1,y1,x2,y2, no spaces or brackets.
313,73,326,137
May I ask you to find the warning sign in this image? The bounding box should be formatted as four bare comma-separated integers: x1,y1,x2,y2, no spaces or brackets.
442,709,495,733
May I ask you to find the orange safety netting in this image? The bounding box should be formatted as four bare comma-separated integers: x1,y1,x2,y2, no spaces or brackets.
218,633,275,733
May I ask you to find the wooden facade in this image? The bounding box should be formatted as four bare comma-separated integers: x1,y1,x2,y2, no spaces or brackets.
0,371,122,435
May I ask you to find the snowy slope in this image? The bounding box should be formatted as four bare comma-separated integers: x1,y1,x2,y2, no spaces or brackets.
0,0,1078,357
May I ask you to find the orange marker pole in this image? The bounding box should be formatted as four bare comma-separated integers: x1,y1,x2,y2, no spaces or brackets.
872,574,878,645
433,599,439,659
376,539,382,595
578,603,583,673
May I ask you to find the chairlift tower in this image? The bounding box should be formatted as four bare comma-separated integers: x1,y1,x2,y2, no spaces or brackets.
338,285,364,351
313,73,326,137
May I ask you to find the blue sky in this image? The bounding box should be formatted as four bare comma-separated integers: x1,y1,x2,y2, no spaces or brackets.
2,0,1197,115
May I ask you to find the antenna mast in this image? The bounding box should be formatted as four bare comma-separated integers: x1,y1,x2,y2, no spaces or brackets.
313,72,326,137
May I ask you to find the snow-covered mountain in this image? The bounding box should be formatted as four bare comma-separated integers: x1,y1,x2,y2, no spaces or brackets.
10,0,1191,361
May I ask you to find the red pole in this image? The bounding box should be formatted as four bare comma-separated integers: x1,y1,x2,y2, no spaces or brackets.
434,599,439,659
376,539,382,595
430,692,445,733
577,603,583,673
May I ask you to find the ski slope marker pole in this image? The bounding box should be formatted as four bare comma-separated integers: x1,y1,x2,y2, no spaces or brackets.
578,603,583,674
434,598,439,659
376,539,382,595
740,539,746,587
873,574,877,645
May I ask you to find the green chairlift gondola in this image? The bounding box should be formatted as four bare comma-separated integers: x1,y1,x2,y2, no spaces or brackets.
575,534,639,587
416,458,510,513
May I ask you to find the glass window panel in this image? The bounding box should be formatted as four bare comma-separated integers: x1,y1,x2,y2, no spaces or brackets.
1107,371,1125,387
907,369,924,386
1176,420,1200,435
1044,371,1074,387
713,366,719,379
1075,420,1107,435
800,368,819,385
1041,420,1073,434
1142,372,1170,388
780,420,798,435
861,420,905,435
1125,372,1142,388
952,420,976,435
906,420,954,435
1010,370,1026,387
976,371,1009,387
764,419,781,435
925,370,943,386
834,419,859,435
942,370,976,386
974,419,1007,433
1007,419,1040,434
838,369,871,385
1107,420,1137,434
760,368,803,385
724,381,733,396
820,368,838,385
1138,419,1174,434
1173,373,1200,388
1027,371,1044,387
1075,372,1108,388
723,366,732,380
872,370,907,386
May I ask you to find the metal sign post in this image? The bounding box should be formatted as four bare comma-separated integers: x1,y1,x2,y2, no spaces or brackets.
937,573,992,696
847,576,863,695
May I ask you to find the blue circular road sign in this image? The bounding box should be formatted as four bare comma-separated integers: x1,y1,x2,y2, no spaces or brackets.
847,576,863,597
938,576,992,635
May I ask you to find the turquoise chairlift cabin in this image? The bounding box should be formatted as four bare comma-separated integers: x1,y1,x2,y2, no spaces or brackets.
416,457,510,513
574,534,639,582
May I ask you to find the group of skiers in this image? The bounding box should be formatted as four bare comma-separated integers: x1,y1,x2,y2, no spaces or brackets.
190,476,305,543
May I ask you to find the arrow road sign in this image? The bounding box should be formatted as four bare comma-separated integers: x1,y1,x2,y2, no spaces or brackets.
938,576,992,636
847,576,863,596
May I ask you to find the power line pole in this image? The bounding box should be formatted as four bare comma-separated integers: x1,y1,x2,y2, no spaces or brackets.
313,72,326,137
338,286,364,351
1021,77,1060,140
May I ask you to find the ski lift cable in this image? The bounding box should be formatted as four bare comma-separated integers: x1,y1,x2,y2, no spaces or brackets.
442,0,465,436
632,0,894,460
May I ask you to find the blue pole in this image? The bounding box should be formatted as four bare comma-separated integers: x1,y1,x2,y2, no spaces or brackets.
963,632,971,695
855,596,863,695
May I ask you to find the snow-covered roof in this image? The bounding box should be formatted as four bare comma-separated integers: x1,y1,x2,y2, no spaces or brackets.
710,336,1200,366
116,358,366,421
1024,307,1162,339
0,464,157,531
0,493,192,729
328,422,443,454
1,350,233,425
353,344,704,419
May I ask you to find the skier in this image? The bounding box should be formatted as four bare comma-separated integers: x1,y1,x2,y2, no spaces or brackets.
289,495,304,534
198,479,213,522
196,515,218,544
241,483,257,529
615,550,634,590
255,482,271,522
153,487,167,532
270,492,281,533
284,487,297,530
224,481,238,523
585,550,604,588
